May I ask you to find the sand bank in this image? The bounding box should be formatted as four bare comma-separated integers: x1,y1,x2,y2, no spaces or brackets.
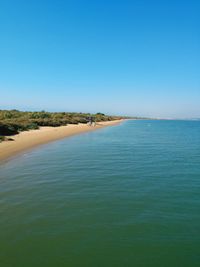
0,120,123,162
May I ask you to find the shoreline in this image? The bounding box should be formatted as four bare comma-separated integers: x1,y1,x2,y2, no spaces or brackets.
0,120,123,162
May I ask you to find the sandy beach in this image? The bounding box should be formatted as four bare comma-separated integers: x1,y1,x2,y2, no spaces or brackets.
0,120,123,162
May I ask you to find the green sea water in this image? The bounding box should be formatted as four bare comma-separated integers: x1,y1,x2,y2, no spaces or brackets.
0,120,200,267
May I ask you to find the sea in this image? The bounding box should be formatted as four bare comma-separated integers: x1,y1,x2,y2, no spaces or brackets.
0,120,200,266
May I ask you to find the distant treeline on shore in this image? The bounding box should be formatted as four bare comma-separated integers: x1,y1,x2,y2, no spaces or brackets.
0,109,133,141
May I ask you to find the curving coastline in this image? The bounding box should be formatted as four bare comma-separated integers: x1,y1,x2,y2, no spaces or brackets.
0,120,123,162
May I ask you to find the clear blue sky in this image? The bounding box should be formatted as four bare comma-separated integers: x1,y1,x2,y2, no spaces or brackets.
0,0,199,118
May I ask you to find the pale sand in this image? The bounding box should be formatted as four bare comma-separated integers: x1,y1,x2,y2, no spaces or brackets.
0,120,123,162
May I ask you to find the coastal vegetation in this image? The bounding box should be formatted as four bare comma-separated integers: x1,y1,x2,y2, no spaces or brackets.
0,109,127,140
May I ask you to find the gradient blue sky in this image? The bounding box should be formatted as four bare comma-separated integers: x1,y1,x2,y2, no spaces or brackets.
0,0,199,118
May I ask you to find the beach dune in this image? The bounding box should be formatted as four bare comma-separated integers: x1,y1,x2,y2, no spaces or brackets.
0,120,122,161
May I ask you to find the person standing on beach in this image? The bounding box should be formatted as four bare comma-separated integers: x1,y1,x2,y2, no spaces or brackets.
87,116,96,126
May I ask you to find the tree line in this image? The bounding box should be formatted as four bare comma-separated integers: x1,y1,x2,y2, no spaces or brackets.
0,109,126,141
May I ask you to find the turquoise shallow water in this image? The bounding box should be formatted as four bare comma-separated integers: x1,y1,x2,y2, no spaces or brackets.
0,120,200,267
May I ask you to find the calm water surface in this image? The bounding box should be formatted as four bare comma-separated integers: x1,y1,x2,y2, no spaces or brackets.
0,120,200,266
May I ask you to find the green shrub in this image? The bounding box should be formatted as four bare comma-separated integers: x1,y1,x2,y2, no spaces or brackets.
0,136,6,142
0,123,19,135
